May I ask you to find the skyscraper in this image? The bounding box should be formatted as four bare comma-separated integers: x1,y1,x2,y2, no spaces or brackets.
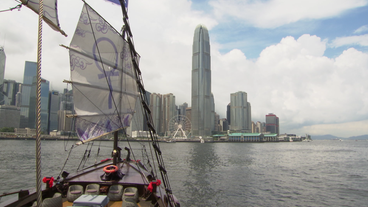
178,102,188,117
60,88,74,111
58,88,74,133
131,91,151,132
191,24,212,137
230,91,251,132
161,93,176,135
149,93,162,135
226,103,231,125
0,47,6,105
211,93,215,132
2,80,20,106
0,105,20,128
266,113,279,134
20,61,37,128
49,90,60,133
28,77,50,133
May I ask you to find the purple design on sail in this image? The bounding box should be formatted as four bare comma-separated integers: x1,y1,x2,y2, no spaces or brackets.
75,28,91,37
96,18,109,34
70,54,92,71
93,37,120,109
123,115,131,127
27,0,58,19
69,3,138,143
22,0,66,36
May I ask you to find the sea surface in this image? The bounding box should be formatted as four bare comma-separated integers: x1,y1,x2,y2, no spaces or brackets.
1,139,368,206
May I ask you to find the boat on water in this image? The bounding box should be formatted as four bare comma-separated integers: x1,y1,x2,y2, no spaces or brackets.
0,1,179,207
165,139,176,143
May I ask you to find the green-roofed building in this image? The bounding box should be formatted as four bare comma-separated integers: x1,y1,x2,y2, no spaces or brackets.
227,132,279,142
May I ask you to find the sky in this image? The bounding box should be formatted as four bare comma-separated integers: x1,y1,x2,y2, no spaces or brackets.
1,0,368,138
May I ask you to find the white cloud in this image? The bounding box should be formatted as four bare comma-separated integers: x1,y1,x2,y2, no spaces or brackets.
297,120,368,137
1,0,368,137
354,25,368,34
209,0,368,28
211,34,368,136
330,34,368,47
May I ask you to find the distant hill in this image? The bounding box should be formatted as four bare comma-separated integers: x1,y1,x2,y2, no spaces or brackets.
346,134,368,140
311,134,343,140
310,134,368,140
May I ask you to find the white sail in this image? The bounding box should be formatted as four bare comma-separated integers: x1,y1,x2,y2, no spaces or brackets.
69,3,138,142
20,0,66,36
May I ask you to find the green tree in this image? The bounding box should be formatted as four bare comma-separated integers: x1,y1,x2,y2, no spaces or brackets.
0,127,15,132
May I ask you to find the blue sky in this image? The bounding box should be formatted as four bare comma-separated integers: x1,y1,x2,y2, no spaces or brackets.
194,0,368,59
1,0,368,137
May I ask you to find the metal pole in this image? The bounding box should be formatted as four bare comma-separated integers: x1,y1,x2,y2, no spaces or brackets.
113,131,118,165
36,0,44,206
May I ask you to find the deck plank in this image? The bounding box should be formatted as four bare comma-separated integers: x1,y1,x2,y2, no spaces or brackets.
62,200,148,207
107,201,122,207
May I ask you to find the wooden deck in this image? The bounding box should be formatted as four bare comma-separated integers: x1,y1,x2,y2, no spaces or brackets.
62,197,153,207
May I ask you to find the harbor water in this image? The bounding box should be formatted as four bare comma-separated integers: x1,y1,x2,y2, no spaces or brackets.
1,139,368,206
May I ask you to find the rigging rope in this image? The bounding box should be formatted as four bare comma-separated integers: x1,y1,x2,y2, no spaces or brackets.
35,1,44,206
119,1,176,206
94,141,102,164
77,143,90,171
82,142,93,168
57,145,74,180
82,1,150,186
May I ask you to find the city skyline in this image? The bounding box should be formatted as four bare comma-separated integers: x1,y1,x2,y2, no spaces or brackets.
1,0,368,137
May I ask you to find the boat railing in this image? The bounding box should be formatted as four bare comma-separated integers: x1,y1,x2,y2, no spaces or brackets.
0,190,30,206
0,190,30,199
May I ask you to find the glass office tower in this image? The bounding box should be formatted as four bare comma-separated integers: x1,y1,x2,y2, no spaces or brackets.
20,61,37,128
0,47,5,105
49,90,60,133
191,25,212,137
230,91,251,132
29,77,50,133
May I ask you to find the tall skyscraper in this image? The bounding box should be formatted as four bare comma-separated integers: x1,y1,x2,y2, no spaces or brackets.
254,121,266,133
0,105,20,128
266,113,279,134
226,103,231,125
161,93,176,135
149,93,162,135
29,77,50,133
191,24,212,137
131,91,151,132
58,88,74,133
230,91,251,132
60,88,74,111
58,110,73,133
211,93,215,132
178,102,188,116
185,107,192,123
0,47,6,105
214,113,220,132
2,80,20,106
49,90,60,133
219,118,229,131
20,61,37,128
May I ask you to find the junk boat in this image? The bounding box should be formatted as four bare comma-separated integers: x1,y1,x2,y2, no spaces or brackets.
0,0,179,206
